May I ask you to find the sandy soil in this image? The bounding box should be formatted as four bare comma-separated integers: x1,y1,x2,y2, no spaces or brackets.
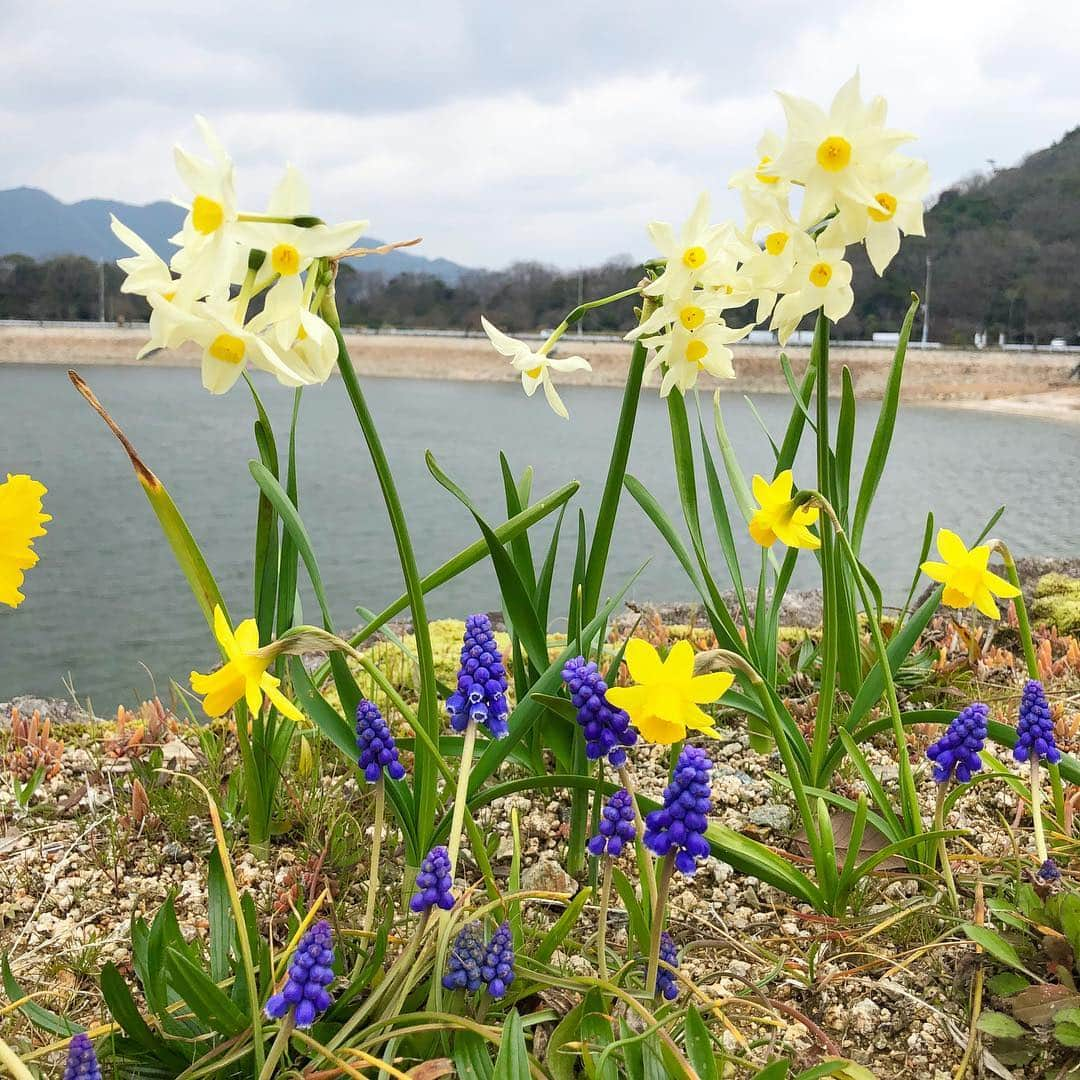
2,324,1077,417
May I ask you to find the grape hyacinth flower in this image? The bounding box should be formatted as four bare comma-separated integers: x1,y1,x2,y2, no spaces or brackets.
587,788,637,857
443,921,485,992
410,845,455,913
562,656,638,765
1014,680,1060,764
655,932,679,1001
64,1033,102,1080
265,919,335,1028
644,745,714,875
355,699,406,782
925,702,989,784
481,921,515,1000
1038,858,1062,884
447,614,510,739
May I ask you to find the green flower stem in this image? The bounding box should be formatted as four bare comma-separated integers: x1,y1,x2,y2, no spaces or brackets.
618,763,657,918
811,495,922,846
989,539,1066,824
363,775,387,939
257,1014,295,1080
1030,757,1049,865
644,854,674,999
933,785,959,913
0,1036,34,1080
597,859,613,983
446,721,479,878
322,291,441,851
539,285,642,355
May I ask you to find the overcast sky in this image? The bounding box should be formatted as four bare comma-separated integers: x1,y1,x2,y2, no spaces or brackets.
3,1,1079,268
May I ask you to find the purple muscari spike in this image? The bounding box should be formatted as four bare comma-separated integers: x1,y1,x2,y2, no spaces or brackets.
561,656,638,766
925,702,989,784
587,788,638,857
1037,858,1062,884
655,932,679,1001
64,1033,102,1080
410,845,455,913
1014,680,1061,765
355,699,406,783
446,614,510,739
265,919,335,1028
481,921,516,1000
443,921,485,992
644,745,713,876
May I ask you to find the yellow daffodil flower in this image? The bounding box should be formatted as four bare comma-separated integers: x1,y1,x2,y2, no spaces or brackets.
605,638,732,744
481,317,591,420
0,474,50,609
748,470,820,550
190,606,305,721
920,529,1020,619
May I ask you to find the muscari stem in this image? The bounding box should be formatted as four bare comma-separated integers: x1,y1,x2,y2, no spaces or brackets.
447,721,479,878
1030,756,1049,865
0,1036,34,1080
990,539,1065,824
618,763,657,918
933,785,959,913
363,775,387,939
644,854,675,1000
258,1013,295,1080
597,859,613,983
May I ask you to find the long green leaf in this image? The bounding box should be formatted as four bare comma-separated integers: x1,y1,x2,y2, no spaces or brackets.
493,1008,532,1080
164,947,247,1036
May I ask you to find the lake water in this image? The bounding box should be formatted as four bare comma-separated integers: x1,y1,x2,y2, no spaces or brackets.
1,363,1077,708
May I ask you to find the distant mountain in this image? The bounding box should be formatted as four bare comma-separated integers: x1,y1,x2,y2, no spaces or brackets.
0,187,471,283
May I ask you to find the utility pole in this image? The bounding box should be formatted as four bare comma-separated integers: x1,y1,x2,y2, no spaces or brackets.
99,260,106,323
921,254,932,346
577,268,584,335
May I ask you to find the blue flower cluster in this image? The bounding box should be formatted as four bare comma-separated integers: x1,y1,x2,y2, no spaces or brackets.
355,699,406,783
410,845,456,913
447,614,510,739
64,1034,102,1080
644,745,714,875
561,656,637,765
1038,858,1062,884
265,919,335,1028
655,932,679,1001
587,788,637,857
481,921,516,1000
1014,679,1060,765
925,702,988,783
443,922,485,992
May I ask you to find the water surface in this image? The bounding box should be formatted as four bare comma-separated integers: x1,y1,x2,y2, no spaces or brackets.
2,363,1076,707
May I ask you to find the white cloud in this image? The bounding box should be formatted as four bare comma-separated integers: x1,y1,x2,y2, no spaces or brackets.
1,0,1078,267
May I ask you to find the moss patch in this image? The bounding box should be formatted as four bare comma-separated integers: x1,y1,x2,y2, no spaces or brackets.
1031,573,1080,634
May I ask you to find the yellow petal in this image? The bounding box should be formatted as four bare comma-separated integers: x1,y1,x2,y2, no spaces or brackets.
687,671,734,704
623,638,664,684
262,676,305,723
682,701,720,734
635,712,687,745
983,570,1020,599
936,529,968,566
245,678,263,714
234,618,261,654
649,684,688,726
213,606,240,660
605,684,649,715
663,639,696,681
972,586,1002,619
749,515,776,548
768,470,794,501
920,560,950,583
941,585,973,609
751,474,771,506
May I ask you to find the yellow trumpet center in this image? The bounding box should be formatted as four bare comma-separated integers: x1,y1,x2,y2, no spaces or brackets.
869,192,898,222
208,333,245,365
191,195,224,235
271,243,302,276
526,365,543,379
296,324,308,342
162,290,177,302
682,245,707,269
755,156,780,185
685,339,709,367
809,262,833,288
679,305,706,330
765,231,789,256
816,136,852,173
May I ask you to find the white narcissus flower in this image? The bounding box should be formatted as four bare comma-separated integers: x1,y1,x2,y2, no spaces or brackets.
145,295,315,394
110,215,176,296
233,219,367,348
626,288,732,342
645,320,752,397
770,72,915,228
739,215,816,324
769,246,854,345
820,157,930,274
481,317,591,420
252,307,339,385
643,194,750,299
169,117,242,302
729,131,793,230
